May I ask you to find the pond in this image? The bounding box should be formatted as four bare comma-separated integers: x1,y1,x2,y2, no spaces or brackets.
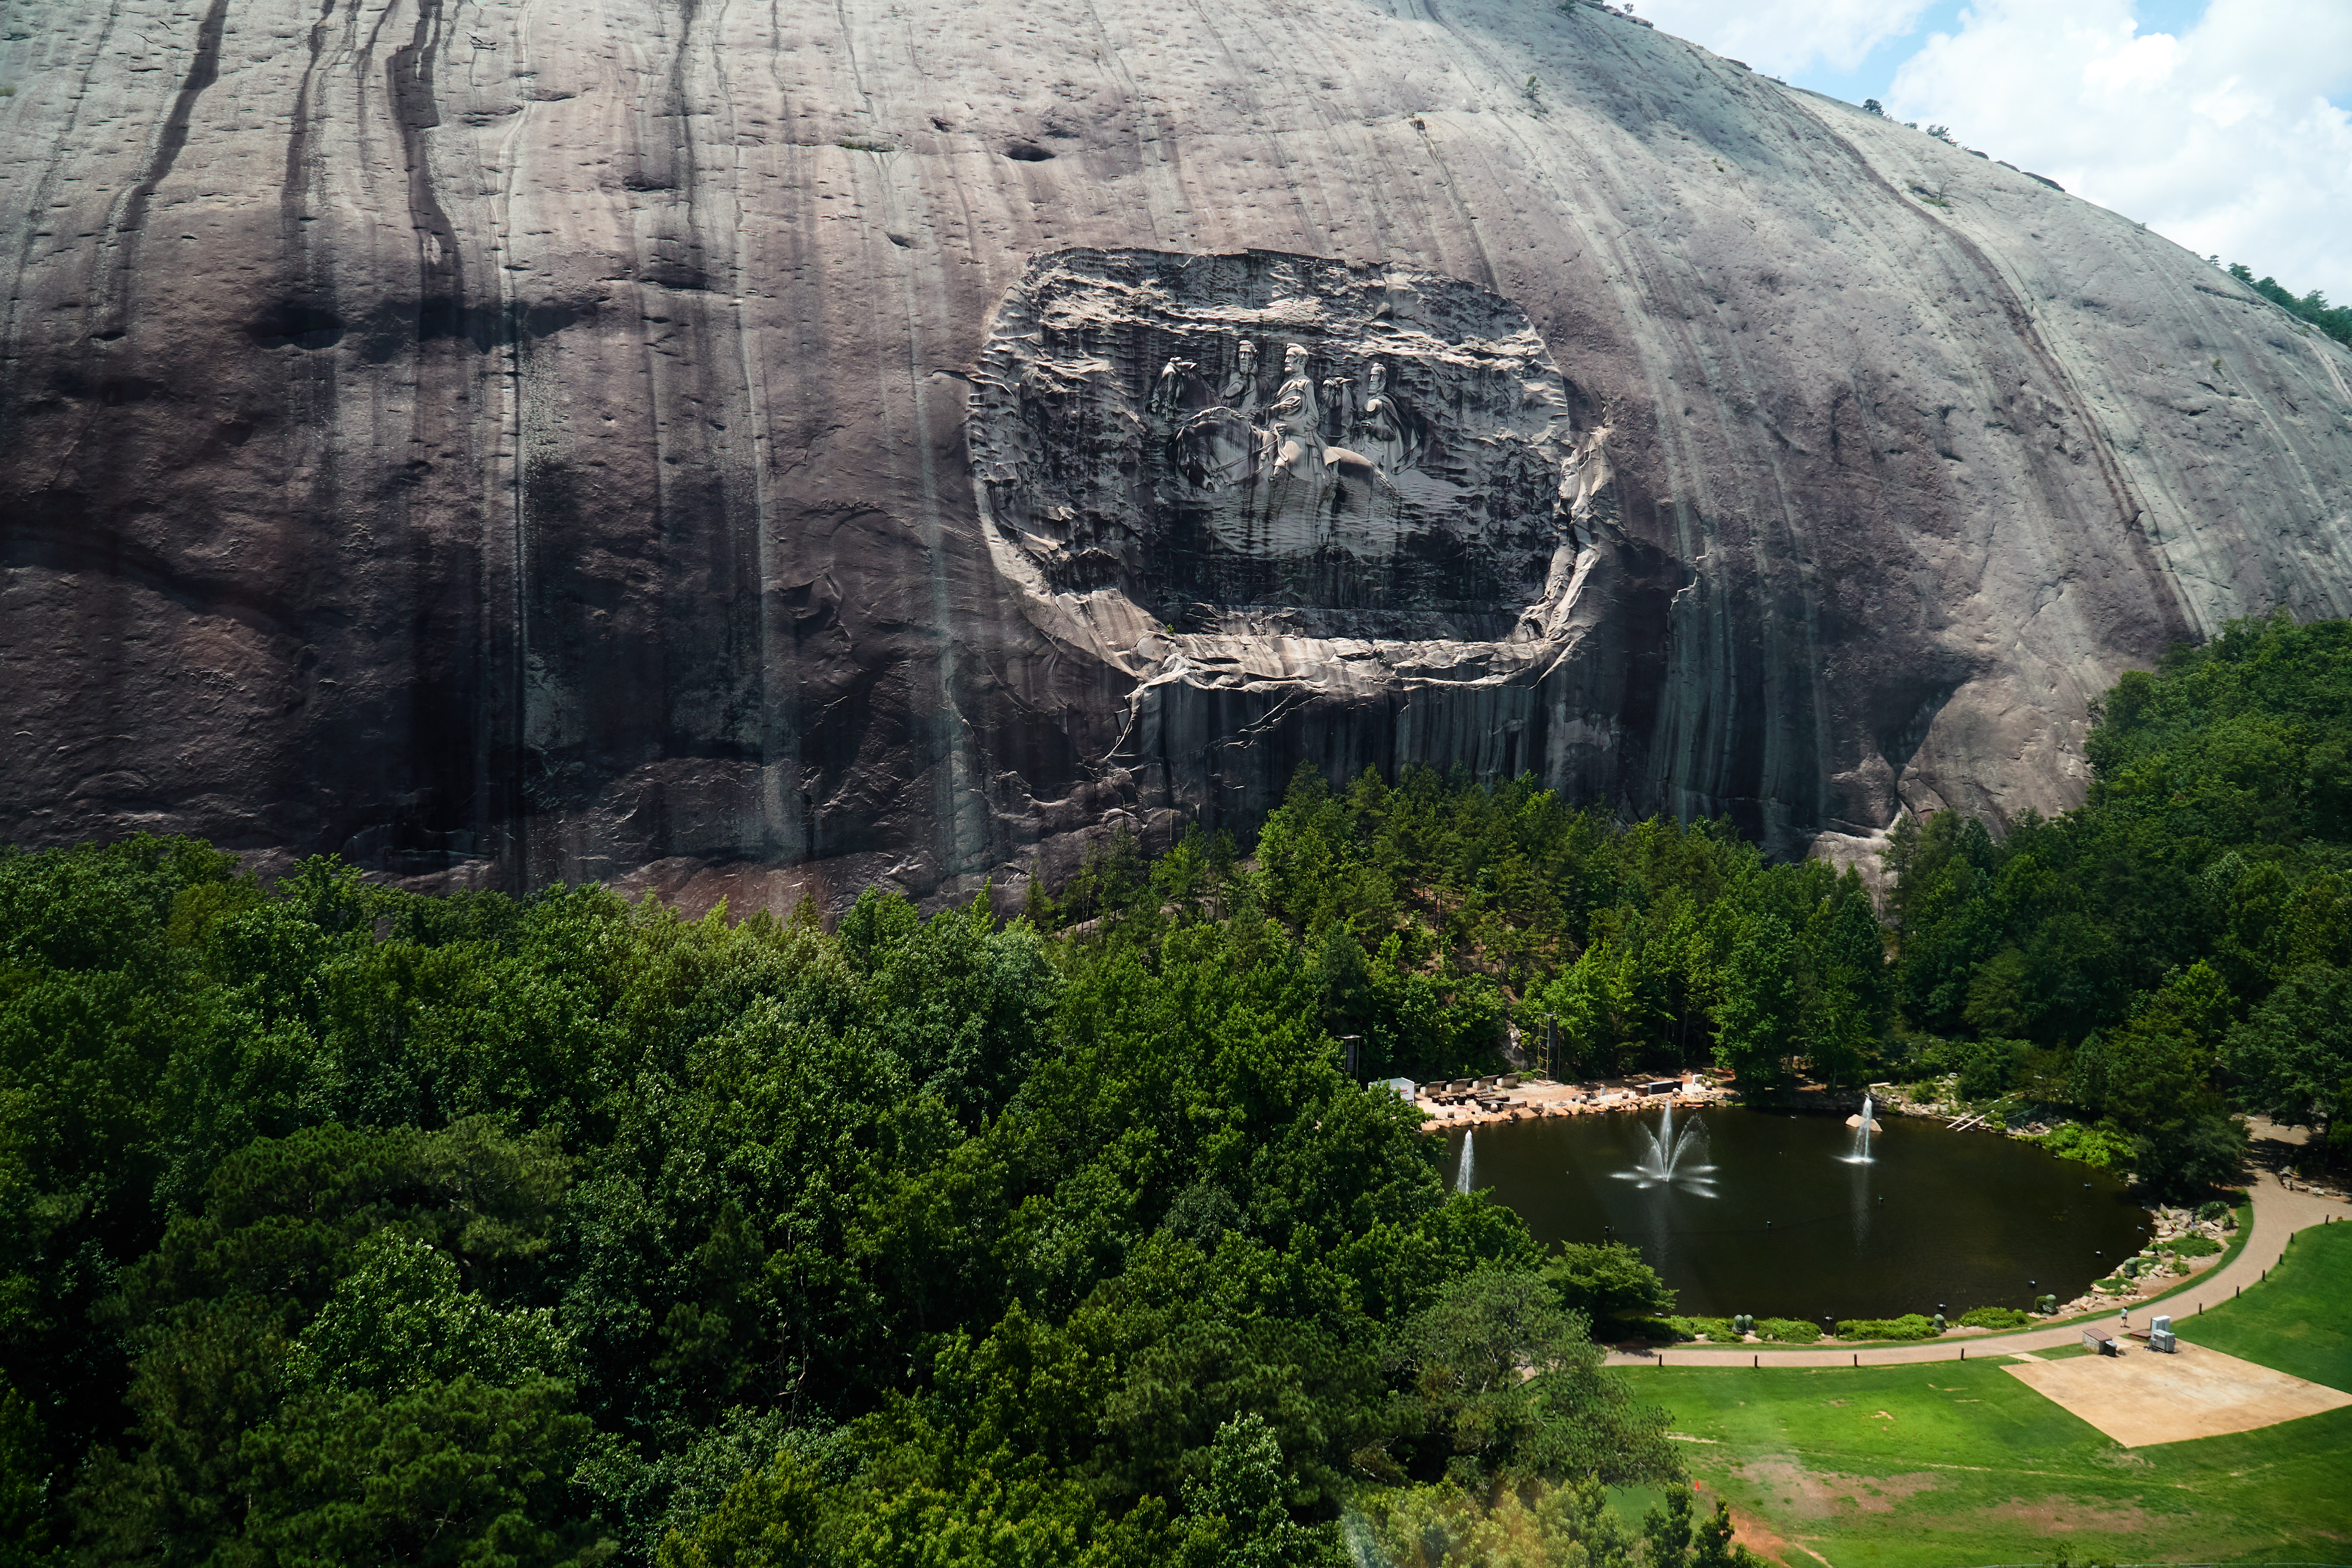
1447,1103,2149,1322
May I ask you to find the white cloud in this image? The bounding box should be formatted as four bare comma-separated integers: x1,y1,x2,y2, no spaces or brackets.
1886,0,2352,300
1634,0,1937,78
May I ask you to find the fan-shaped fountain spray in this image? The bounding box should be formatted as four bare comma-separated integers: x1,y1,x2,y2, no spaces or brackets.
1615,1100,1717,1196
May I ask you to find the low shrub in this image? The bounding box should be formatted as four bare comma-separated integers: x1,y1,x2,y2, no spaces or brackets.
1957,1039,2032,1101
1891,1036,2030,1097
1612,1317,1680,1344
2162,1234,2221,1258
1955,1306,2033,1329
1883,1035,1945,1085
1907,1036,2086,1105
1835,1313,1942,1342
1668,1316,1738,1342
2035,1122,2134,1169
1754,1317,1821,1344
2195,1199,2231,1223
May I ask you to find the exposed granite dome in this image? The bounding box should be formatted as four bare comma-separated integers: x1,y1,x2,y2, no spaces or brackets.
4,0,2349,906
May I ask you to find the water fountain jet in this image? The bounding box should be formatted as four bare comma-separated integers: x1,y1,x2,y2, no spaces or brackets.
1840,1093,1881,1165
1615,1100,1717,1196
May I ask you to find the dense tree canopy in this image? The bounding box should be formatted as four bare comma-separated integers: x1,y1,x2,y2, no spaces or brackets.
1885,613,2352,1192
1121,765,1888,1090
0,824,1688,1566
7,611,2344,1562
2224,966,2352,1145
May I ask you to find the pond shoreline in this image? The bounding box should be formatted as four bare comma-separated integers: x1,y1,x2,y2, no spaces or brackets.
1429,1085,2156,1321
1406,1071,1734,1129
1417,1076,2293,1325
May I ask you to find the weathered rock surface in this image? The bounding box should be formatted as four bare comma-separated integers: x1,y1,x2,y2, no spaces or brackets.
969,247,1637,831
4,0,2350,908
974,250,1591,647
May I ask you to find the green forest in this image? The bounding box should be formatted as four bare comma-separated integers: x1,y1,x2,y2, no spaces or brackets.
3,612,2348,1564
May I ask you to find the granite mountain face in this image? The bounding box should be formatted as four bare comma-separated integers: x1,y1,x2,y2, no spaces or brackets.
4,0,2350,907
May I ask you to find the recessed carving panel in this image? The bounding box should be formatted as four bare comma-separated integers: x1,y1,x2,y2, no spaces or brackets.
969,249,1599,643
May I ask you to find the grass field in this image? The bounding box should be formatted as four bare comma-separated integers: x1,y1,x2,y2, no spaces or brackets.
2179,1218,2352,1391
1626,1216,2352,1566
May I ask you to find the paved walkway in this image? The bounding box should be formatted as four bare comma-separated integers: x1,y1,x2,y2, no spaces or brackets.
1607,1175,2348,1369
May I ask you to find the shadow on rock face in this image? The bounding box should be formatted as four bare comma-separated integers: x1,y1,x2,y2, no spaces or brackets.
247,303,346,352
964,246,1670,846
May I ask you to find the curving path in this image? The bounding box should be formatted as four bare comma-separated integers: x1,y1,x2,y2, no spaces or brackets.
1606,1176,2349,1369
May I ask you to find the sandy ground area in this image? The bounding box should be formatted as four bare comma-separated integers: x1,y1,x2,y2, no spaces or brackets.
1411,1075,1730,1128
2001,1340,2352,1447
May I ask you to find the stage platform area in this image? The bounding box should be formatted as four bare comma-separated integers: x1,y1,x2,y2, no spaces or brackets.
2003,1340,2351,1446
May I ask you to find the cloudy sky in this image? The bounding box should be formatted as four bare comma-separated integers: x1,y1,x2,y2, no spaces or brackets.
1635,0,2352,303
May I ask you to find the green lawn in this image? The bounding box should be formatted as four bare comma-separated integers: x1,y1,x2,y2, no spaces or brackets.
2176,1217,2352,1391
1629,1223,2352,1565
1644,1364,2352,1566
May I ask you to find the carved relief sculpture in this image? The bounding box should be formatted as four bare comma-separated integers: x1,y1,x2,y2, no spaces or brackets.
970,247,1602,652
1355,359,1409,485
1556,425,1616,538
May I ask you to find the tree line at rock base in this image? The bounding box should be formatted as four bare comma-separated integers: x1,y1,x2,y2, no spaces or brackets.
1883,612,2352,1192
4,611,2347,1563
0,825,1713,1564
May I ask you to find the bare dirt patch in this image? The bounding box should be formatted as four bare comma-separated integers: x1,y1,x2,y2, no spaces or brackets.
2004,1340,2352,1446
1704,1485,1799,1568
1982,1494,2156,1533
1736,1458,1941,1517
